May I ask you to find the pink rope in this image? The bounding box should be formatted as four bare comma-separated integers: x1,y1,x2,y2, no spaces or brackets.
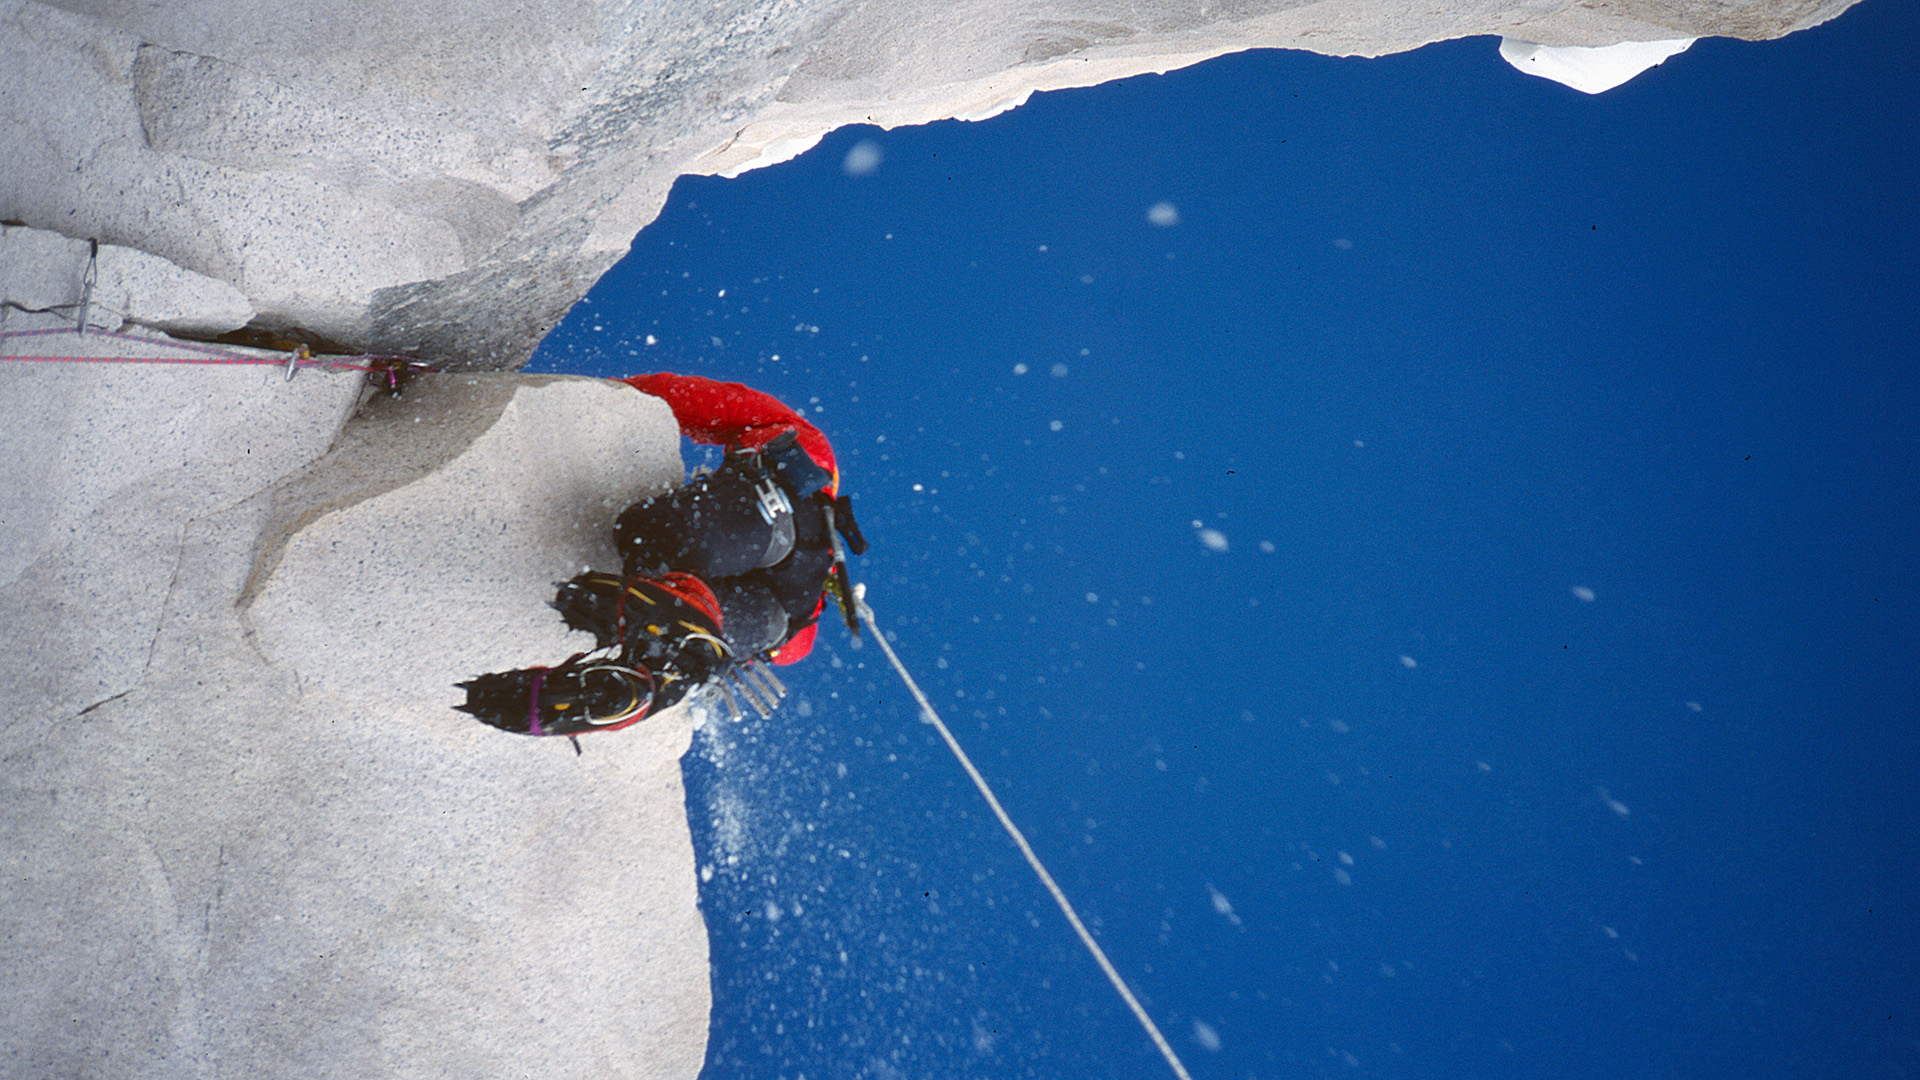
0,326,425,375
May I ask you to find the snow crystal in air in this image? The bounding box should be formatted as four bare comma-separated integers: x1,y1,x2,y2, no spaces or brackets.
1147,201,1181,227
1686,701,1703,712
1206,883,1242,926
1192,1020,1221,1051
1050,362,1069,377
1258,540,1275,554
645,334,657,346
1196,528,1229,552
1049,420,1063,431
972,1021,998,1054
1333,237,1354,250
1399,655,1418,668
1571,585,1597,602
1596,786,1631,817
1013,362,1028,375
842,139,883,176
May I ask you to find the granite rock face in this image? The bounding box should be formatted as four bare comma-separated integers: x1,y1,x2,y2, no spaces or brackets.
0,0,1860,368
0,225,253,338
0,321,707,1079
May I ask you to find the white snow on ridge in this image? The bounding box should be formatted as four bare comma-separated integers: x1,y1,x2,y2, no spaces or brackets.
1499,37,1696,94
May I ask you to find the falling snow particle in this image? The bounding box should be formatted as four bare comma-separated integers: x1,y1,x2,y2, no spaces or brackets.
842,139,883,176
1206,884,1242,926
1197,528,1229,552
1333,237,1354,250
1050,362,1069,378
1259,540,1275,554
1597,786,1631,817
1192,1020,1222,1051
1571,585,1597,602
1013,363,1029,375
1147,202,1182,227
1049,420,1063,431
645,334,657,346
1085,592,1099,604
1399,655,1418,668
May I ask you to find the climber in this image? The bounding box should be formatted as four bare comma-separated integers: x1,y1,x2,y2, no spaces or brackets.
456,372,865,740
612,372,865,665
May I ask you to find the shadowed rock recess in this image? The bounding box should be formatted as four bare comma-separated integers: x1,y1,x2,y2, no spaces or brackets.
0,1,1856,1077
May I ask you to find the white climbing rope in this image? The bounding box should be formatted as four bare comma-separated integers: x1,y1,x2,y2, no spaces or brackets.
852,584,1196,1080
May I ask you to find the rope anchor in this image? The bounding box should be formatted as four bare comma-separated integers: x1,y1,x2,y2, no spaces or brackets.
73,239,98,337
1,325,434,389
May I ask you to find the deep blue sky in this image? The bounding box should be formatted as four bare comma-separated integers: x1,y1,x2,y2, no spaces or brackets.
530,5,1918,1078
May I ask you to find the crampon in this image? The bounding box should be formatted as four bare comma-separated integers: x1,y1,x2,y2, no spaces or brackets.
456,571,731,738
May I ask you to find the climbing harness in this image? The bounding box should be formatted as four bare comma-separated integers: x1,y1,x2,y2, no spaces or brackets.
849,578,1197,1080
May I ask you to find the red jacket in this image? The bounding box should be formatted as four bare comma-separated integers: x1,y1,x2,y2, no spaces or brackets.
617,372,838,496
618,372,839,664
